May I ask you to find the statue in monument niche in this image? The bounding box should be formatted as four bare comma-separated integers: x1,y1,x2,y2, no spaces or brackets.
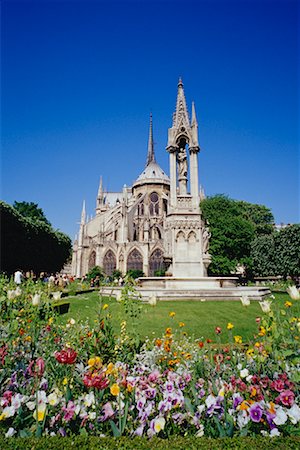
177,147,188,195
202,227,211,254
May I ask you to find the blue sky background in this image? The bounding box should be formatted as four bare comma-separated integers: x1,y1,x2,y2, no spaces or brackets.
2,0,299,239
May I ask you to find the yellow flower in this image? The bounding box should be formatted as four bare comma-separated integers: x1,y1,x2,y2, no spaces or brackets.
179,322,185,327
25,336,32,342
33,404,46,422
234,335,242,344
48,317,54,325
165,327,172,336
258,326,266,336
105,362,114,375
103,304,109,310
227,322,234,330
285,301,292,308
62,377,68,386
246,348,254,357
88,356,102,369
169,311,176,318
110,383,120,396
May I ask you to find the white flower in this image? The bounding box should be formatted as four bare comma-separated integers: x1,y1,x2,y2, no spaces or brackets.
15,287,22,296
246,374,253,382
270,428,280,437
88,411,96,420
7,290,16,300
200,298,206,302
273,406,288,425
52,291,62,301
195,424,204,437
5,427,16,437
240,295,250,306
259,300,272,313
69,318,76,325
237,410,250,429
154,416,166,433
32,293,41,306
287,285,300,300
240,368,249,378
48,392,59,406
205,394,216,408
84,392,95,407
26,400,36,411
287,404,300,424
1,406,15,418
148,295,157,306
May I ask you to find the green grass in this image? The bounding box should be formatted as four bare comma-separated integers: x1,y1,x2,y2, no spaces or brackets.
57,291,290,343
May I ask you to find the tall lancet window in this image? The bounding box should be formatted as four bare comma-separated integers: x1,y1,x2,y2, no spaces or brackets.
103,250,116,276
127,249,143,272
149,192,159,216
88,251,96,270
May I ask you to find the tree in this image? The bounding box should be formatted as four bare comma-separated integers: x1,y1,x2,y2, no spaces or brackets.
201,195,274,276
274,225,300,278
13,201,52,226
251,234,276,276
0,201,71,274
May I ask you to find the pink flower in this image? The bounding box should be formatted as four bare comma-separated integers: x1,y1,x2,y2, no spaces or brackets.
148,369,160,383
102,402,114,421
62,401,76,422
276,390,295,407
271,379,285,392
215,327,222,334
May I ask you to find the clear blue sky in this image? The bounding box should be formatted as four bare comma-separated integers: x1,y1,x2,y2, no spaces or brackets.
2,0,299,239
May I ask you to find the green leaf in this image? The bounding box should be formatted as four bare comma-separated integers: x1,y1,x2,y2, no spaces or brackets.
109,420,121,437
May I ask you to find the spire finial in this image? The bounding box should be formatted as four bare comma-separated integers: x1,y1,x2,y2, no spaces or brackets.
173,77,189,127
98,176,103,196
146,112,156,166
81,200,86,224
191,101,197,126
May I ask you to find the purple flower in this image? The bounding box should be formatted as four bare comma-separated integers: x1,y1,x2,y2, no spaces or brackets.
233,395,243,409
134,424,144,436
249,403,263,423
62,401,76,422
58,427,66,437
145,387,156,399
101,402,114,421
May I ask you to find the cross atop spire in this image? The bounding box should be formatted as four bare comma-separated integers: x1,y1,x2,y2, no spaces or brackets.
146,113,156,166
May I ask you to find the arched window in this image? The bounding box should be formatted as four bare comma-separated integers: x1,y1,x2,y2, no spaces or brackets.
149,192,159,216
88,251,96,270
188,231,197,243
149,248,165,276
127,248,143,272
103,250,116,276
176,231,186,242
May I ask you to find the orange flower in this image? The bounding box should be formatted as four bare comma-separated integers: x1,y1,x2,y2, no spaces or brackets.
198,341,204,348
169,311,176,318
155,338,162,347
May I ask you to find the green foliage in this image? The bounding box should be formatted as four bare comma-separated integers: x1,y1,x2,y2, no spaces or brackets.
126,269,144,279
112,269,123,280
0,201,71,274
274,224,300,278
251,225,300,278
201,195,265,276
0,436,298,450
13,201,52,226
154,269,166,277
251,234,277,276
86,266,104,282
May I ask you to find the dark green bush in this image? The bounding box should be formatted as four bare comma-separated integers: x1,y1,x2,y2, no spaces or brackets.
126,269,144,279
0,436,299,450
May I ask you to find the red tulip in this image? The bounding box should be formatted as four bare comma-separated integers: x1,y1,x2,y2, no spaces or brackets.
55,348,77,364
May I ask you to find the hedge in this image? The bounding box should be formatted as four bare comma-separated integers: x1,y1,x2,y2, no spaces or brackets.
0,436,299,450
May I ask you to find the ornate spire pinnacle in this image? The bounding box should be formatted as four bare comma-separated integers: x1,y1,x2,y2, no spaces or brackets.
81,200,86,224
191,101,197,126
173,77,190,128
98,176,103,197
146,113,156,166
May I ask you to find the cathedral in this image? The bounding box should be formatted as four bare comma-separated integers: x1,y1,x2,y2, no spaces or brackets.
72,79,211,278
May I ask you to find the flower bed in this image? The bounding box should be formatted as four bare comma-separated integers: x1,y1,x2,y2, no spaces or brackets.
0,277,299,440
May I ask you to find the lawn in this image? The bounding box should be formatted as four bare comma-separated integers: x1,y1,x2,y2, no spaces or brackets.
57,291,289,343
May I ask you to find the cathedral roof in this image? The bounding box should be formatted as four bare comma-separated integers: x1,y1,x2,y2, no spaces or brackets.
134,160,170,186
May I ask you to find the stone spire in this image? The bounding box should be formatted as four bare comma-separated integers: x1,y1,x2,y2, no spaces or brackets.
173,77,190,129
81,200,86,224
98,176,103,197
146,113,156,166
191,101,197,126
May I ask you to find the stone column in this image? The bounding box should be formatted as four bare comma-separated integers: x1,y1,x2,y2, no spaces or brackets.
168,146,178,208
189,147,200,208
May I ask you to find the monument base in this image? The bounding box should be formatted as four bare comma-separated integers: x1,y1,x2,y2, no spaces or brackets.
102,277,270,301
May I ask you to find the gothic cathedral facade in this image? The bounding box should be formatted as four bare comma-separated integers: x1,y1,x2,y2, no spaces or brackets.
71,80,211,278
